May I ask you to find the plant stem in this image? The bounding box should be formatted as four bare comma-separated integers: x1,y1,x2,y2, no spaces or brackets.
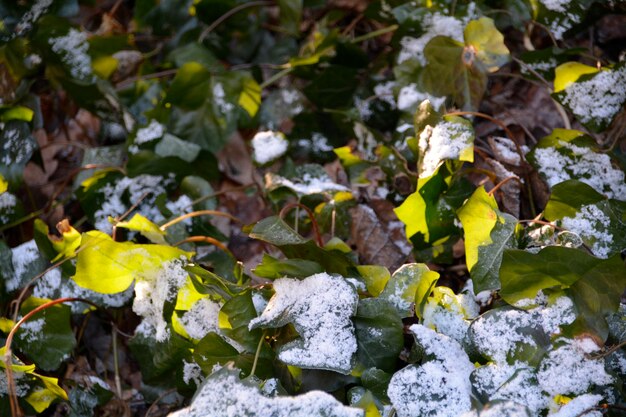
250,331,266,377
259,67,293,89
160,210,240,231
198,1,273,42
351,24,398,43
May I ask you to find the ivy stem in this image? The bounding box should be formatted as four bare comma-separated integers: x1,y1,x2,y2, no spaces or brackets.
173,236,232,256
4,297,99,417
488,176,523,196
198,1,273,42
259,67,293,89
350,24,398,43
279,203,323,247
250,331,266,378
112,325,123,398
160,210,240,231
144,388,177,417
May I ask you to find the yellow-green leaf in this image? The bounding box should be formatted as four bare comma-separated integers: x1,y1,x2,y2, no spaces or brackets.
553,62,599,92
50,219,82,261
73,231,192,293
238,77,261,117
457,187,499,270
0,173,7,193
114,213,167,244
92,55,118,79
464,17,510,72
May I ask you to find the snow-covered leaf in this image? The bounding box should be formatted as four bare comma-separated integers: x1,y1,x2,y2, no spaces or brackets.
379,263,439,318
249,273,359,374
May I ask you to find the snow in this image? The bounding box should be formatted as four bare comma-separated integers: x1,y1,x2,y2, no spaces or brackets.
132,259,189,342
398,14,465,66
19,318,45,343
548,394,603,417
169,366,364,417
561,204,613,258
178,297,221,340
1,127,36,165
397,85,446,112
249,273,359,374
490,136,522,165
135,120,165,145
296,132,334,153
267,172,348,196
0,192,17,223
538,338,613,396
560,66,626,126
49,29,93,81
213,83,234,114
388,325,473,417
15,0,53,35
422,290,479,343
0,371,29,397
533,140,626,200
251,131,288,164
92,174,185,233
33,268,133,313
373,81,397,108
418,120,474,178
540,0,571,12
182,360,203,386
7,240,40,292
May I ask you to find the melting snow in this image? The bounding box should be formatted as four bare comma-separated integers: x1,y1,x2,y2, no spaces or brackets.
135,120,165,145
561,204,613,258
418,121,473,178
169,366,364,417
49,29,93,81
388,325,473,417
560,66,626,126
533,141,626,200
397,85,446,112
251,131,288,164
249,273,359,374
540,0,572,12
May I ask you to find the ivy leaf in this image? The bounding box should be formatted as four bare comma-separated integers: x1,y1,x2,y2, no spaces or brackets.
238,77,261,117
361,368,392,403
73,231,192,293
253,254,324,279
114,213,167,244
277,0,303,36
249,273,359,374
0,120,37,185
13,297,76,371
172,364,364,417
500,247,626,339
356,265,390,297
249,216,355,276
379,263,439,318
353,298,404,373
463,17,510,72
219,291,263,352
543,180,605,221
458,187,517,293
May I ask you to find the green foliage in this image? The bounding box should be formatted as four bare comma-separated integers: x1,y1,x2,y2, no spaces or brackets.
1,0,625,415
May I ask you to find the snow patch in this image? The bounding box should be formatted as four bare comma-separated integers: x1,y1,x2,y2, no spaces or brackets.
251,131,288,164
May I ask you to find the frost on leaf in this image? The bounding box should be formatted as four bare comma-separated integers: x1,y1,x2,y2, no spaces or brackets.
49,29,93,81
168,365,364,417
460,400,532,417
265,164,348,196
531,130,626,200
388,325,473,417
249,273,359,374
417,117,474,178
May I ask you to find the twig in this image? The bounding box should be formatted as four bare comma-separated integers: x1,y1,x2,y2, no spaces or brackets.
279,203,323,247
173,236,232,256
160,210,240,231
145,388,178,417
115,69,178,89
112,325,123,398
259,67,293,89
111,191,151,240
350,24,398,43
250,331,266,377
488,176,523,196
198,1,273,42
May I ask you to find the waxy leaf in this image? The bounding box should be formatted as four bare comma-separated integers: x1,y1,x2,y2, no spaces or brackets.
73,231,191,293
379,263,439,318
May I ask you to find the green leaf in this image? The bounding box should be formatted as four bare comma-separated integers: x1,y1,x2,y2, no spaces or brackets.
0,120,37,185
166,62,211,110
114,213,167,244
174,365,364,416
249,273,359,374
192,332,240,371
353,298,404,373
180,175,216,211
14,297,76,371
154,133,202,163
379,263,439,318
128,329,193,387
219,291,263,351
544,180,605,221
458,187,517,292
277,0,303,35
249,216,355,276
499,247,626,327
463,17,510,72
356,265,390,297
253,254,324,279
361,368,392,403
73,231,192,293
